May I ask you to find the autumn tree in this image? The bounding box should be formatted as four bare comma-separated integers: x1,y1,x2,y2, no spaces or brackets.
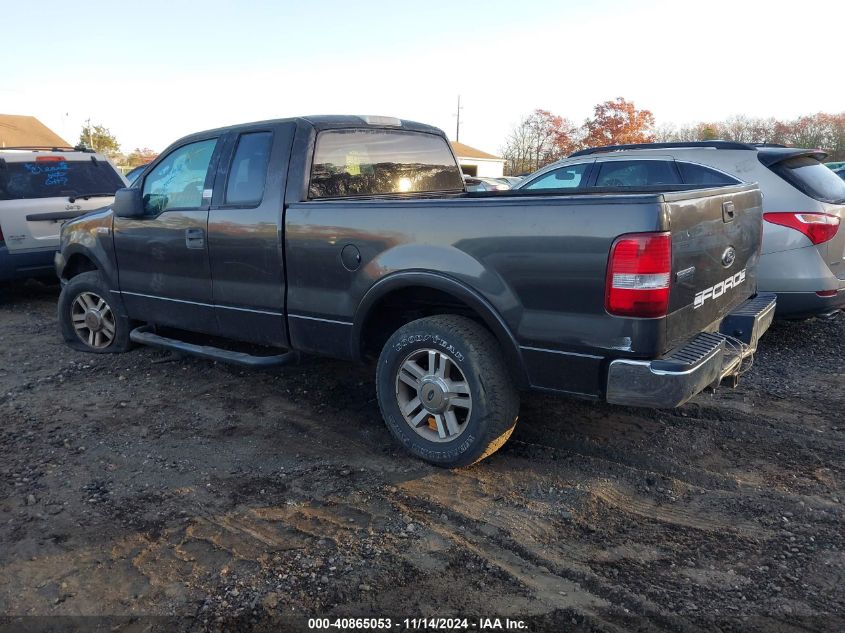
581,98,655,148
124,147,159,168
501,109,577,175
503,104,845,166
78,123,120,158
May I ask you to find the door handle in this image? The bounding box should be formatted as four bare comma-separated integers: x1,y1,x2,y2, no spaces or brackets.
722,201,736,223
185,228,205,249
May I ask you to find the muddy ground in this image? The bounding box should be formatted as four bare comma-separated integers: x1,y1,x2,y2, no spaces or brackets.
0,280,843,632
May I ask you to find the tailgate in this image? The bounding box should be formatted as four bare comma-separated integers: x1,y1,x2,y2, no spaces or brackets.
664,184,763,351
0,197,112,253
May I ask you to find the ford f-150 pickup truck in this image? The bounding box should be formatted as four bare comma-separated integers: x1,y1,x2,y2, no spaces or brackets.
54,115,776,467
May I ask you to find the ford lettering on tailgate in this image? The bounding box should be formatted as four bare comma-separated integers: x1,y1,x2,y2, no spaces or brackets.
693,269,747,309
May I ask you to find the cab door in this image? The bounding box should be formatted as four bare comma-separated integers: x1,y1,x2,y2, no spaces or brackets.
113,136,222,334
208,123,294,346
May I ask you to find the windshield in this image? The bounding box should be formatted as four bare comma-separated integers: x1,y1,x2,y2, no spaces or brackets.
768,155,845,204
0,158,125,201
309,129,464,198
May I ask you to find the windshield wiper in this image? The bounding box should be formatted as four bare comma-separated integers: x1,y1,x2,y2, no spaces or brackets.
67,192,116,203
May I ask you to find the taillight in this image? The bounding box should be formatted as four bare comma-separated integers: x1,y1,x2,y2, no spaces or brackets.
35,155,66,162
763,212,840,245
606,232,672,318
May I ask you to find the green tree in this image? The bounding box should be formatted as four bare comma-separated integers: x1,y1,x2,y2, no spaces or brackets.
78,123,120,157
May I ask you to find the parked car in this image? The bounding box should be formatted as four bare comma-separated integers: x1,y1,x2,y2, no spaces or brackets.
517,141,845,318
825,161,845,170
0,147,127,283
123,163,149,186
834,167,845,181
492,176,523,187
463,175,509,191
55,116,774,467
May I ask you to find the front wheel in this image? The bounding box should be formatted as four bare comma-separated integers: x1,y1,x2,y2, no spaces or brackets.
58,271,132,353
376,315,519,468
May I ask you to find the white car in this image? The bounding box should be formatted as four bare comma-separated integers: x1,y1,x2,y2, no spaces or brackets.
0,147,127,282
516,141,845,318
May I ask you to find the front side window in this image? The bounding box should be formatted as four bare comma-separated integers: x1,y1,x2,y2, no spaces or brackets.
595,160,681,187
0,159,124,201
677,161,740,186
225,132,273,205
523,163,590,190
142,138,217,213
309,129,464,198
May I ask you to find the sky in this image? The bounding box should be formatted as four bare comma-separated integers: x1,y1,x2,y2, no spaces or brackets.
3,0,844,156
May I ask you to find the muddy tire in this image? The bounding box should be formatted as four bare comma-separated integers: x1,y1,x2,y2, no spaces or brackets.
376,315,519,468
58,271,132,354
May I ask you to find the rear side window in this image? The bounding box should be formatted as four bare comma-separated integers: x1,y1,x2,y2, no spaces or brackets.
677,161,740,186
0,158,124,201
768,156,845,204
225,132,272,205
309,129,464,199
523,163,590,190
595,160,680,187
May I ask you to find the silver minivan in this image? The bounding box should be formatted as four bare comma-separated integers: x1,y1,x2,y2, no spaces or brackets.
516,141,845,318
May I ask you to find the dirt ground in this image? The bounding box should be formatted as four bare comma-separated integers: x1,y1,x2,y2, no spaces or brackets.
1,280,843,633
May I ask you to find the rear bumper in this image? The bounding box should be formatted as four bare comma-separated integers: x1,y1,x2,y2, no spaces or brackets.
0,245,57,282
758,246,845,317
605,293,776,408
774,288,845,319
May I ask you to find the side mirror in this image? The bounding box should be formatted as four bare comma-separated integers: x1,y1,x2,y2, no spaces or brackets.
113,187,144,218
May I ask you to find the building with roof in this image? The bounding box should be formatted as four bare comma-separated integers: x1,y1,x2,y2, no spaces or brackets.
0,114,69,148
451,141,505,178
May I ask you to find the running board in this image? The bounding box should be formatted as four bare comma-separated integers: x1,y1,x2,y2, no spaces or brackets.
129,326,299,368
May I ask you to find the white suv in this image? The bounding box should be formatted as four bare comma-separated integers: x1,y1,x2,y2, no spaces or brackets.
516,141,845,318
0,147,126,283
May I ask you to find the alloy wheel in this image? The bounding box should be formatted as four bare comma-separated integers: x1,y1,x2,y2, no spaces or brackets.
395,348,472,442
71,291,116,349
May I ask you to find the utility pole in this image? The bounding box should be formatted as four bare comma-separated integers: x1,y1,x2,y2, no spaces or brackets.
454,95,463,142
86,117,93,149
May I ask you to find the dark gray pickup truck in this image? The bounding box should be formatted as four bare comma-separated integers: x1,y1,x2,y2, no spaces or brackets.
55,115,776,467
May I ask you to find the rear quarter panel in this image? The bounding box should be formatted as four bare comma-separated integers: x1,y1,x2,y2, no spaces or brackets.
284,194,674,370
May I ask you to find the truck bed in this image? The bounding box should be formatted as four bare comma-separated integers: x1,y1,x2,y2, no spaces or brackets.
284,183,763,398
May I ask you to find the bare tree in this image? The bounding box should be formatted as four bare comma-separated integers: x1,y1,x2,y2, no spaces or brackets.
501,109,577,175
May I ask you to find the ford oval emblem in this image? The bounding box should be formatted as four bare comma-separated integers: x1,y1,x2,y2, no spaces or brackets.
721,246,737,268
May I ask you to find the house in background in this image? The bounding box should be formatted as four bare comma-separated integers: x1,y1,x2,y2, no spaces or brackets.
0,114,69,148
451,141,505,178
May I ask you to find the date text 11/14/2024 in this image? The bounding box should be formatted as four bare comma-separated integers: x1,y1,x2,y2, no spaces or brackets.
307,617,529,630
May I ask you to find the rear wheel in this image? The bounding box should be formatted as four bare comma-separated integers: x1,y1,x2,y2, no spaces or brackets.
376,315,519,467
58,271,132,353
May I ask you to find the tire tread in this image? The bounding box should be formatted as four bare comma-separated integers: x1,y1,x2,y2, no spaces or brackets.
376,314,519,467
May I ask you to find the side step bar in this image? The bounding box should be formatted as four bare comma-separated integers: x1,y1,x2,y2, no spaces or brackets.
129,326,299,368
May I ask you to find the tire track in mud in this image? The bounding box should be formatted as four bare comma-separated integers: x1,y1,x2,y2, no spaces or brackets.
386,473,711,633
